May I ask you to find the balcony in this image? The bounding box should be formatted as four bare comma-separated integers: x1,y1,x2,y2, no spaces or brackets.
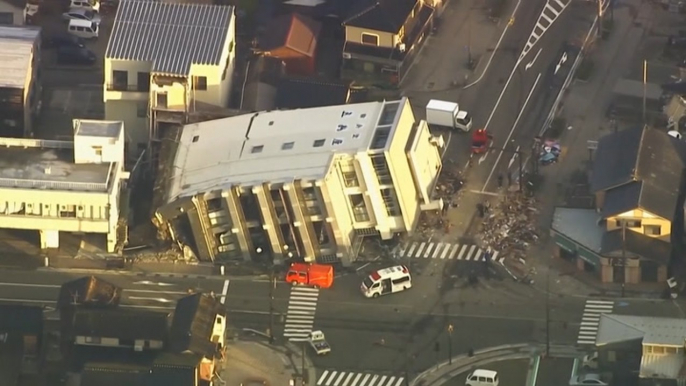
105,83,149,102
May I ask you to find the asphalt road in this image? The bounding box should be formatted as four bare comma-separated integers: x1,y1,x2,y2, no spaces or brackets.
536,358,574,386
450,359,530,386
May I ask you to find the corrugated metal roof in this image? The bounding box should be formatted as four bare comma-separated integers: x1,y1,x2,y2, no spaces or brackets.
640,354,683,379
0,26,40,89
105,0,234,76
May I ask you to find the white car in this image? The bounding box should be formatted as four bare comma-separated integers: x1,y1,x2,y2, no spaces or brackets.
570,374,608,386
582,352,599,370
62,8,101,24
69,0,100,13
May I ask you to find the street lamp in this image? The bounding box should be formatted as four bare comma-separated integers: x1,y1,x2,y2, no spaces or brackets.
447,324,454,364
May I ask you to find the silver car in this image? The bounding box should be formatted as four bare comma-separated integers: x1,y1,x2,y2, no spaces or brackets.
62,8,101,24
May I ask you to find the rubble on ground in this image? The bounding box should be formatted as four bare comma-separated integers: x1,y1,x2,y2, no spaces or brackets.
476,192,539,262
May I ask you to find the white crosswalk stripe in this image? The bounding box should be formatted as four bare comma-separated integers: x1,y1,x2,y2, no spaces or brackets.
399,242,504,264
284,286,319,342
577,299,614,345
317,370,405,386
520,0,571,61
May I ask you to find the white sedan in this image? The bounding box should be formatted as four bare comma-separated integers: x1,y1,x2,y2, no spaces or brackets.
62,8,101,24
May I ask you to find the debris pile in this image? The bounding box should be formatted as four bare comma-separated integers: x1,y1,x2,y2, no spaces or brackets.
434,169,464,203
476,192,539,262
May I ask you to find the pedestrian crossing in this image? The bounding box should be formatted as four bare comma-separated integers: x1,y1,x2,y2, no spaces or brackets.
398,241,504,264
577,299,614,345
520,0,571,61
317,371,405,386
284,286,319,342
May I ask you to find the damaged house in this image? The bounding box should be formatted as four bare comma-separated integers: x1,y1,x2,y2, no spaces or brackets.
153,98,445,266
551,126,686,284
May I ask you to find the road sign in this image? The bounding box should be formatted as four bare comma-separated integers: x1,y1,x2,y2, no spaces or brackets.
587,140,598,150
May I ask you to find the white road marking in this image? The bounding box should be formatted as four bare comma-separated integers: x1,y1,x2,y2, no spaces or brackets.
482,72,542,191
220,279,230,304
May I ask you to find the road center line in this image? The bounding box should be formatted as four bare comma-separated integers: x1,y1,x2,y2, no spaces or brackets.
220,279,230,304
482,72,542,191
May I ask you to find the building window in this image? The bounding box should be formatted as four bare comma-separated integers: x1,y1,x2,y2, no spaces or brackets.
378,103,400,125
615,219,641,228
370,153,393,185
361,33,379,46
666,347,678,354
92,146,102,156
137,72,150,92
59,205,77,218
136,102,147,118
370,126,391,149
251,145,264,154
192,135,200,143
156,93,168,109
112,70,128,90
84,336,101,344
339,160,359,188
193,76,208,91
644,225,661,236
313,139,326,148
381,188,402,216
282,142,295,150
607,350,616,362
349,194,370,222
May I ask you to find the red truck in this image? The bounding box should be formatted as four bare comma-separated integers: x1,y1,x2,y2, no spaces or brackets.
285,263,334,289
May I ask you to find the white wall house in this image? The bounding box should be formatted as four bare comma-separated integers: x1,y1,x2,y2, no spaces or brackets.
103,1,236,157
155,98,444,265
0,119,128,252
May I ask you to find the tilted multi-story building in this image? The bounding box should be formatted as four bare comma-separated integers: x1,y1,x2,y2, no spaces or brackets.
103,0,236,158
154,98,444,266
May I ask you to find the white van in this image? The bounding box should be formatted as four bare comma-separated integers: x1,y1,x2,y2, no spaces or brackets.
67,19,98,39
465,369,499,386
360,265,411,298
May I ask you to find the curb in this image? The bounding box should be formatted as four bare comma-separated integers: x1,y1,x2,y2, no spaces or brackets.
411,343,584,386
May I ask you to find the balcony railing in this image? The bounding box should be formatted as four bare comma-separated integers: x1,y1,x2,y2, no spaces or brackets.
106,84,150,92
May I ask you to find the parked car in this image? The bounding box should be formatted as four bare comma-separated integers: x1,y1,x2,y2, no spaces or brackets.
582,352,598,370
308,330,330,355
69,0,99,12
43,33,85,49
56,46,96,65
569,374,608,386
62,8,101,24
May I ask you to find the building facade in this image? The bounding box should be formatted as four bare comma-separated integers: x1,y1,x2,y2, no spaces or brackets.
0,25,40,138
0,120,128,252
103,1,236,157
155,98,444,265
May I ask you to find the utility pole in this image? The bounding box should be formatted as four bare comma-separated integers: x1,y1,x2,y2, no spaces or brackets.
545,257,551,357
447,324,454,364
621,222,627,298
642,60,647,125
301,341,306,386
597,0,603,36
268,268,275,344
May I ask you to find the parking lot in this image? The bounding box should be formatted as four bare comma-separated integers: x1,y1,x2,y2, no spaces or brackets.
34,5,112,138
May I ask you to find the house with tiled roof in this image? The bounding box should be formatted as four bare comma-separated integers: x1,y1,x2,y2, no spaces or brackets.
341,0,434,85
551,126,686,284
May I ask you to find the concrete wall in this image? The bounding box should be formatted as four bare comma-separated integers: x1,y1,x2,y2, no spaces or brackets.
606,209,672,240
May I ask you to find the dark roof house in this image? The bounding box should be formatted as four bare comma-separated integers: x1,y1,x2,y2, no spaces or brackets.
72,309,169,342
344,0,417,32
0,305,43,386
169,293,225,358
591,126,686,220
275,76,351,108
260,12,321,75
58,276,122,309
0,305,43,336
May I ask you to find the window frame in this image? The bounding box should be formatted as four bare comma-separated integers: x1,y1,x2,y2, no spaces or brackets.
361,32,379,46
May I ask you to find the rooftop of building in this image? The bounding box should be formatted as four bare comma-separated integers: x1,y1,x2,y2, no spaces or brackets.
74,120,123,138
0,25,40,89
105,0,234,76
597,314,686,346
0,138,115,193
166,98,407,202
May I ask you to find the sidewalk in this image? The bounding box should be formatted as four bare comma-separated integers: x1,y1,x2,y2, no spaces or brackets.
401,0,513,95
223,332,317,386
410,343,583,386
522,0,662,298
